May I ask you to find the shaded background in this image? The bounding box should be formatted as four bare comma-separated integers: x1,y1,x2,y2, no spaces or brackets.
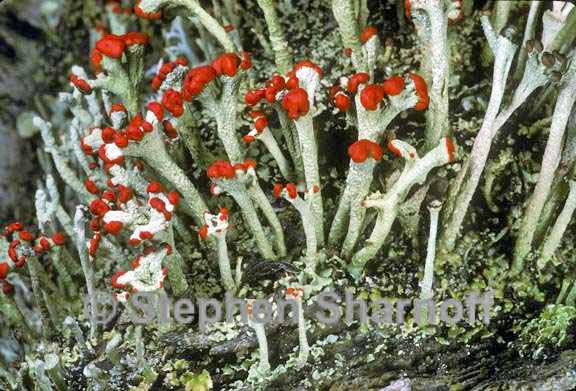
0,0,96,223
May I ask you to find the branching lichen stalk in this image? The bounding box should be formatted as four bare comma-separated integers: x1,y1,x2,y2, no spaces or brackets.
349,138,452,278
126,128,207,226
440,20,517,252
513,61,576,272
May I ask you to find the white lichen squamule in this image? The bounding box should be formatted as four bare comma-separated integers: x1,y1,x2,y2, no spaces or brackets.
111,246,170,297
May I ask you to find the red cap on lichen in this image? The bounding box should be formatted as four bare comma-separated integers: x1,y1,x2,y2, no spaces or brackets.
360,84,385,111
96,34,126,59
245,160,257,170
19,230,34,242
207,160,236,179
162,89,184,117
126,113,145,141
347,73,370,94
159,63,176,77
182,65,217,100
273,183,283,199
409,73,429,110
330,86,351,113
89,233,101,256
360,26,378,44
291,60,323,79
147,181,164,193
114,132,129,148
245,89,266,106
198,225,209,240
69,74,92,94
110,103,127,114
233,160,256,172
102,191,116,202
445,137,456,162
282,88,309,120
274,183,298,199
52,233,66,246
243,134,255,144
5,222,23,234
335,94,351,112
2,281,13,295
147,101,164,121
250,111,268,132
265,75,286,103
90,199,110,216
104,221,123,235
85,179,100,195
117,185,133,203
387,140,402,157
286,76,299,90
285,183,298,199
111,271,127,289
38,237,51,252
0,262,9,280
175,57,188,66
348,140,383,163
101,127,116,143
240,51,252,70
162,120,178,139
167,191,180,206
212,53,241,77
149,197,166,212
91,49,103,73
382,76,405,96
122,32,150,46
